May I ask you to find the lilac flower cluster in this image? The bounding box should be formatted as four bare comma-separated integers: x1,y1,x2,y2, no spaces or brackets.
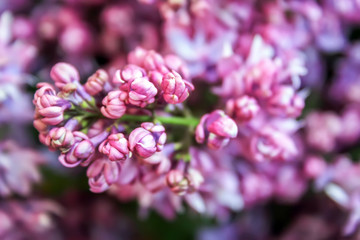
33,48,205,196
0,0,359,237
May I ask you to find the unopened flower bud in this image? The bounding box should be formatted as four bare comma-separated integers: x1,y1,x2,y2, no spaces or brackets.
164,54,189,79
84,69,108,95
34,85,71,126
101,90,127,119
58,132,94,168
113,64,146,85
124,77,158,108
226,96,260,122
99,133,130,161
50,62,80,89
45,127,74,152
161,70,194,104
195,110,238,149
129,122,166,158
143,50,168,73
128,47,147,66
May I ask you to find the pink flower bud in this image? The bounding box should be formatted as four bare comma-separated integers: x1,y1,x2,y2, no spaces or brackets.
166,170,190,195
148,70,164,90
99,133,130,161
87,157,121,193
128,47,147,66
226,96,260,122
101,90,127,119
33,83,56,104
195,110,238,149
50,62,80,89
161,71,194,104
164,54,189,79
84,69,108,95
113,64,146,85
143,50,168,73
267,86,304,117
129,122,166,158
34,84,71,126
58,132,94,168
45,127,74,152
123,77,158,108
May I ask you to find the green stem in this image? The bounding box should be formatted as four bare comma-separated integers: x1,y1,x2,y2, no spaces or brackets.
118,114,199,127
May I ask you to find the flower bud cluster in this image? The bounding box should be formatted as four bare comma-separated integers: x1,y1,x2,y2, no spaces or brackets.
33,49,199,195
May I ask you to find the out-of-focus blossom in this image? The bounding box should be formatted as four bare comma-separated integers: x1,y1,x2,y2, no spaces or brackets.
247,127,298,162
226,96,260,122
0,200,62,239
0,141,44,197
87,157,121,193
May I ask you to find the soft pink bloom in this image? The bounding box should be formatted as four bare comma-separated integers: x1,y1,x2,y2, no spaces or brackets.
195,110,238,149
304,155,327,179
129,122,166,158
226,96,260,122
50,62,80,89
101,90,127,119
59,24,93,54
87,157,121,193
266,86,304,117
99,133,130,161
248,127,298,162
305,112,342,152
274,165,307,202
244,58,279,98
241,172,273,206
84,69,108,95
161,70,194,104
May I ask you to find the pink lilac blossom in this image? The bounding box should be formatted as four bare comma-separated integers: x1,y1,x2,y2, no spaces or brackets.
15,0,360,236
0,200,62,239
